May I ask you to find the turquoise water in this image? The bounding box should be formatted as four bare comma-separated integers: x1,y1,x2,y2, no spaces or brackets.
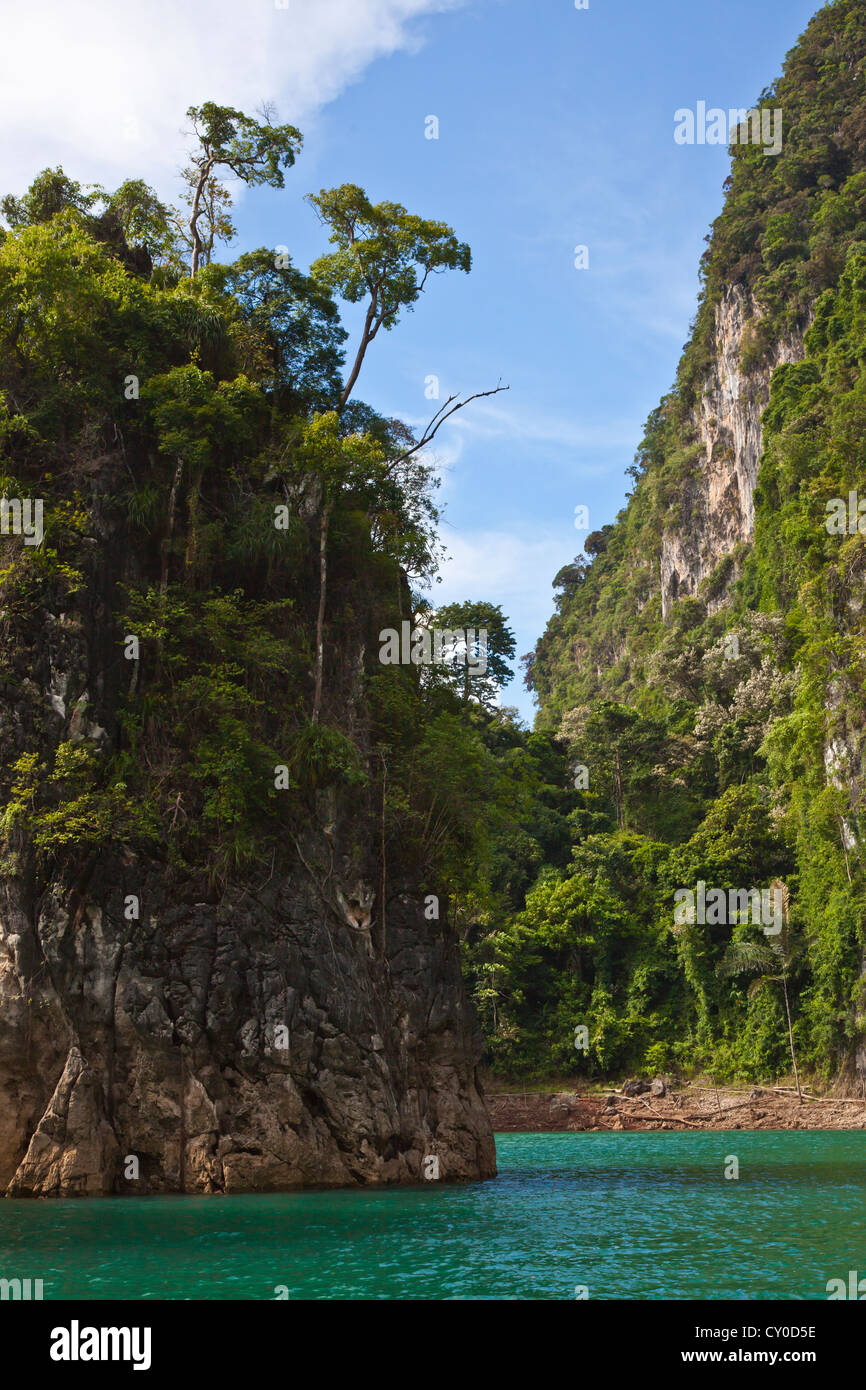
2,1130,865,1299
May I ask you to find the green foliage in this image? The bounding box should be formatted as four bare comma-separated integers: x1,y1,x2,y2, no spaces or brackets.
307,183,471,405
288,722,367,792
421,600,516,710
181,102,303,274
142,363,264,470
307,183,471,329
0,137,507,920
0,743,160,873
201,249,346,410
1,167,99,228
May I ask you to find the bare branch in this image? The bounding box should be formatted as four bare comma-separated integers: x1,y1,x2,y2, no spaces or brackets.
388,382,510,468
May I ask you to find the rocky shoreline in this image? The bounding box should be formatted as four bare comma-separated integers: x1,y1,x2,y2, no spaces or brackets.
487,1082,866,1132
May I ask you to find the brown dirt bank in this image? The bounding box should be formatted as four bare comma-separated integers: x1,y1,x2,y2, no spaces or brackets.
487,1085,866,1132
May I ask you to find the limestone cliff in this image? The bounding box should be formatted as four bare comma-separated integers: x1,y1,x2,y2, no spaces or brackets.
0,199,496,1198
0,624,494,1196
0,506,494,1196
659,286,808,619
525,0,866,1085
0,859,493,1196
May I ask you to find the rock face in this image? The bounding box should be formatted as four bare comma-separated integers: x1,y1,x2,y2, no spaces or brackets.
0,397,496,1197
0,856,495,1195
0,545,495,1198
660,286,807,618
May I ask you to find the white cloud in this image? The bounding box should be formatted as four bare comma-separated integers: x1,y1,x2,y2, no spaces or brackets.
402,398,640,464
434,525,573,617
0,0,464,195
445,398,640,453
430,524,577,718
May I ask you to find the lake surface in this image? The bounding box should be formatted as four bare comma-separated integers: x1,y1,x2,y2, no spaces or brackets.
2,1130,865,1299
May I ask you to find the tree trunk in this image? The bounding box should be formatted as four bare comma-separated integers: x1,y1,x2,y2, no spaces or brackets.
837,814,853,884
782,973,803,1102
189,188,204,277
160,457,184,594
188,159,214,278
311,497,333,724
185,466,203,574
339,296,379,408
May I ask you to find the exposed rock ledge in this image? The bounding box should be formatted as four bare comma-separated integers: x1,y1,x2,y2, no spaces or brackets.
0,862,495,1197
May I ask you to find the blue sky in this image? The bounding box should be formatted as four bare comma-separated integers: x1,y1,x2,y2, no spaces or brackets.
247,0,820,721
5,0,823,720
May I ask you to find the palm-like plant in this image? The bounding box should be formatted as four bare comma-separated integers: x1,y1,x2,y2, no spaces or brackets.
716,881,803,1102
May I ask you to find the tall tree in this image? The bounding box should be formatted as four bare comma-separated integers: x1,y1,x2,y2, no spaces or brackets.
306,183,471,406
303,185,502,726
425,601,516,710
182,102,303,276
294,412,386,723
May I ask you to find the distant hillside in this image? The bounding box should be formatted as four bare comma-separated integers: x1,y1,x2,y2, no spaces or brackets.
472,0,866,1087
